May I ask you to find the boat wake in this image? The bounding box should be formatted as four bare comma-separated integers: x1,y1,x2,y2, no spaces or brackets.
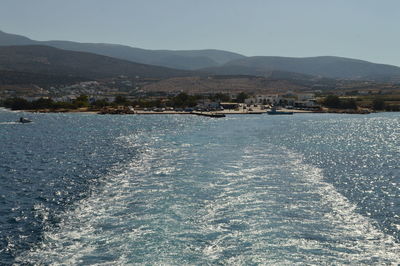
15,129,400,265
0,122,19,125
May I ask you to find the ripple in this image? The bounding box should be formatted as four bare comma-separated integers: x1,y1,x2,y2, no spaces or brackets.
17,122,400,265
3,112,399,265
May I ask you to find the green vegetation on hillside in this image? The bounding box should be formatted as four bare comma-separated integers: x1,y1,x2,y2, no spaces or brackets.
0,92,235,111
323,95,357,109
1,96,86,110
321,94,400,111
235,92,249,103
0,70,88,87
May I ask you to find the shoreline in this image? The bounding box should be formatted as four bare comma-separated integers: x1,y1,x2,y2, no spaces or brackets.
20,108,312,115
2,107,378,115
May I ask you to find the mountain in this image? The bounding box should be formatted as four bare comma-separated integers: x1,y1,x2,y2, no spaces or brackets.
0,30,245,70
2,30,400,83
0,30,37,46
0,70,88,86
0,45,191,80
205,56,400,82
141,75,310,94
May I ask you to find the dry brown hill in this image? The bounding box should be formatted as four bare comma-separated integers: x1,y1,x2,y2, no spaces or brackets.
142,75,309,94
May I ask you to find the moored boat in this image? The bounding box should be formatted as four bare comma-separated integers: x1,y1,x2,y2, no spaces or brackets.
193,112,226,118
267,107,293,115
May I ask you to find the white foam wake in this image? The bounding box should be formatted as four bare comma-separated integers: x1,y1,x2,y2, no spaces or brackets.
16,132,400,265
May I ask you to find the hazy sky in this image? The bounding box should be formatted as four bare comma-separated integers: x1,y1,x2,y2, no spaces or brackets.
1,0,400,66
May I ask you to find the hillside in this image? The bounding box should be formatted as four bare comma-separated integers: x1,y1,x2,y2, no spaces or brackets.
0,70,88,86
205,56,400,82
0,31,35,46
0,30,245,70
0,45,192,79
142,75,312,94
3,30,400,82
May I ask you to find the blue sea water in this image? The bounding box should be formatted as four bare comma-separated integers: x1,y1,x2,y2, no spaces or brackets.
0,109,399,265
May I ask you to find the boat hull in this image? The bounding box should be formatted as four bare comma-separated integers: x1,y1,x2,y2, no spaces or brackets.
267,111,293,115
193,112,226,118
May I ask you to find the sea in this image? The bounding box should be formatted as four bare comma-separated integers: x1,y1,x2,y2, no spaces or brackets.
0,109,399,265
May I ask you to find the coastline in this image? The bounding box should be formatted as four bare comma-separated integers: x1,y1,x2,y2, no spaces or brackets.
21,108,313,115
16,110,373,115
3,106,376,115
20,108,376,115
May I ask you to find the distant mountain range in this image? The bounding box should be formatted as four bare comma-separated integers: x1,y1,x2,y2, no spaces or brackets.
1,29,400,84
205,56,400,82
0,30,244,70
0,69,88,87
0,45,191,80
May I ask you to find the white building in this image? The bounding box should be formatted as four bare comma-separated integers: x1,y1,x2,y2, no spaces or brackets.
296,93,315,101
245,94,281,105
293,93,318,108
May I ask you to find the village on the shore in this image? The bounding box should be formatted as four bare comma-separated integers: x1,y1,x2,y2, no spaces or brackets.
1,75,400,114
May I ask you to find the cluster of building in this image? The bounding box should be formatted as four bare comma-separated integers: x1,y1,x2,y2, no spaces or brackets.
184,92,320,112
1,74,321,111
0,78,138,103
244,92,319,109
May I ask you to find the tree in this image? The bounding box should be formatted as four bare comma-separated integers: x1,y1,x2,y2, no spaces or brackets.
31,97,54,109
93,99,109,108
323,95,341,108
114,95,128,105
3,97,31,110
169,92,198,107
372,98,385,110
341,98,357,109
236,92,248,103
75,95,88,102
73,95,89,108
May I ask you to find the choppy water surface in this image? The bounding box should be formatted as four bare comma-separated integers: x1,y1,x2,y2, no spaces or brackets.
0,110,399,264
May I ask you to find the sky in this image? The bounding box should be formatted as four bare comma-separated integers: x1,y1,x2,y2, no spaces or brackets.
1,0,400,66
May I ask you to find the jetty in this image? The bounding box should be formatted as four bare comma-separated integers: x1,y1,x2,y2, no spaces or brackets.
192,112,226,118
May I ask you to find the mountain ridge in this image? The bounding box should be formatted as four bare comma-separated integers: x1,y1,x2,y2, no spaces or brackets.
0,30,245,70
2,30,400,83
0,45,192,80
204,56,400,82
